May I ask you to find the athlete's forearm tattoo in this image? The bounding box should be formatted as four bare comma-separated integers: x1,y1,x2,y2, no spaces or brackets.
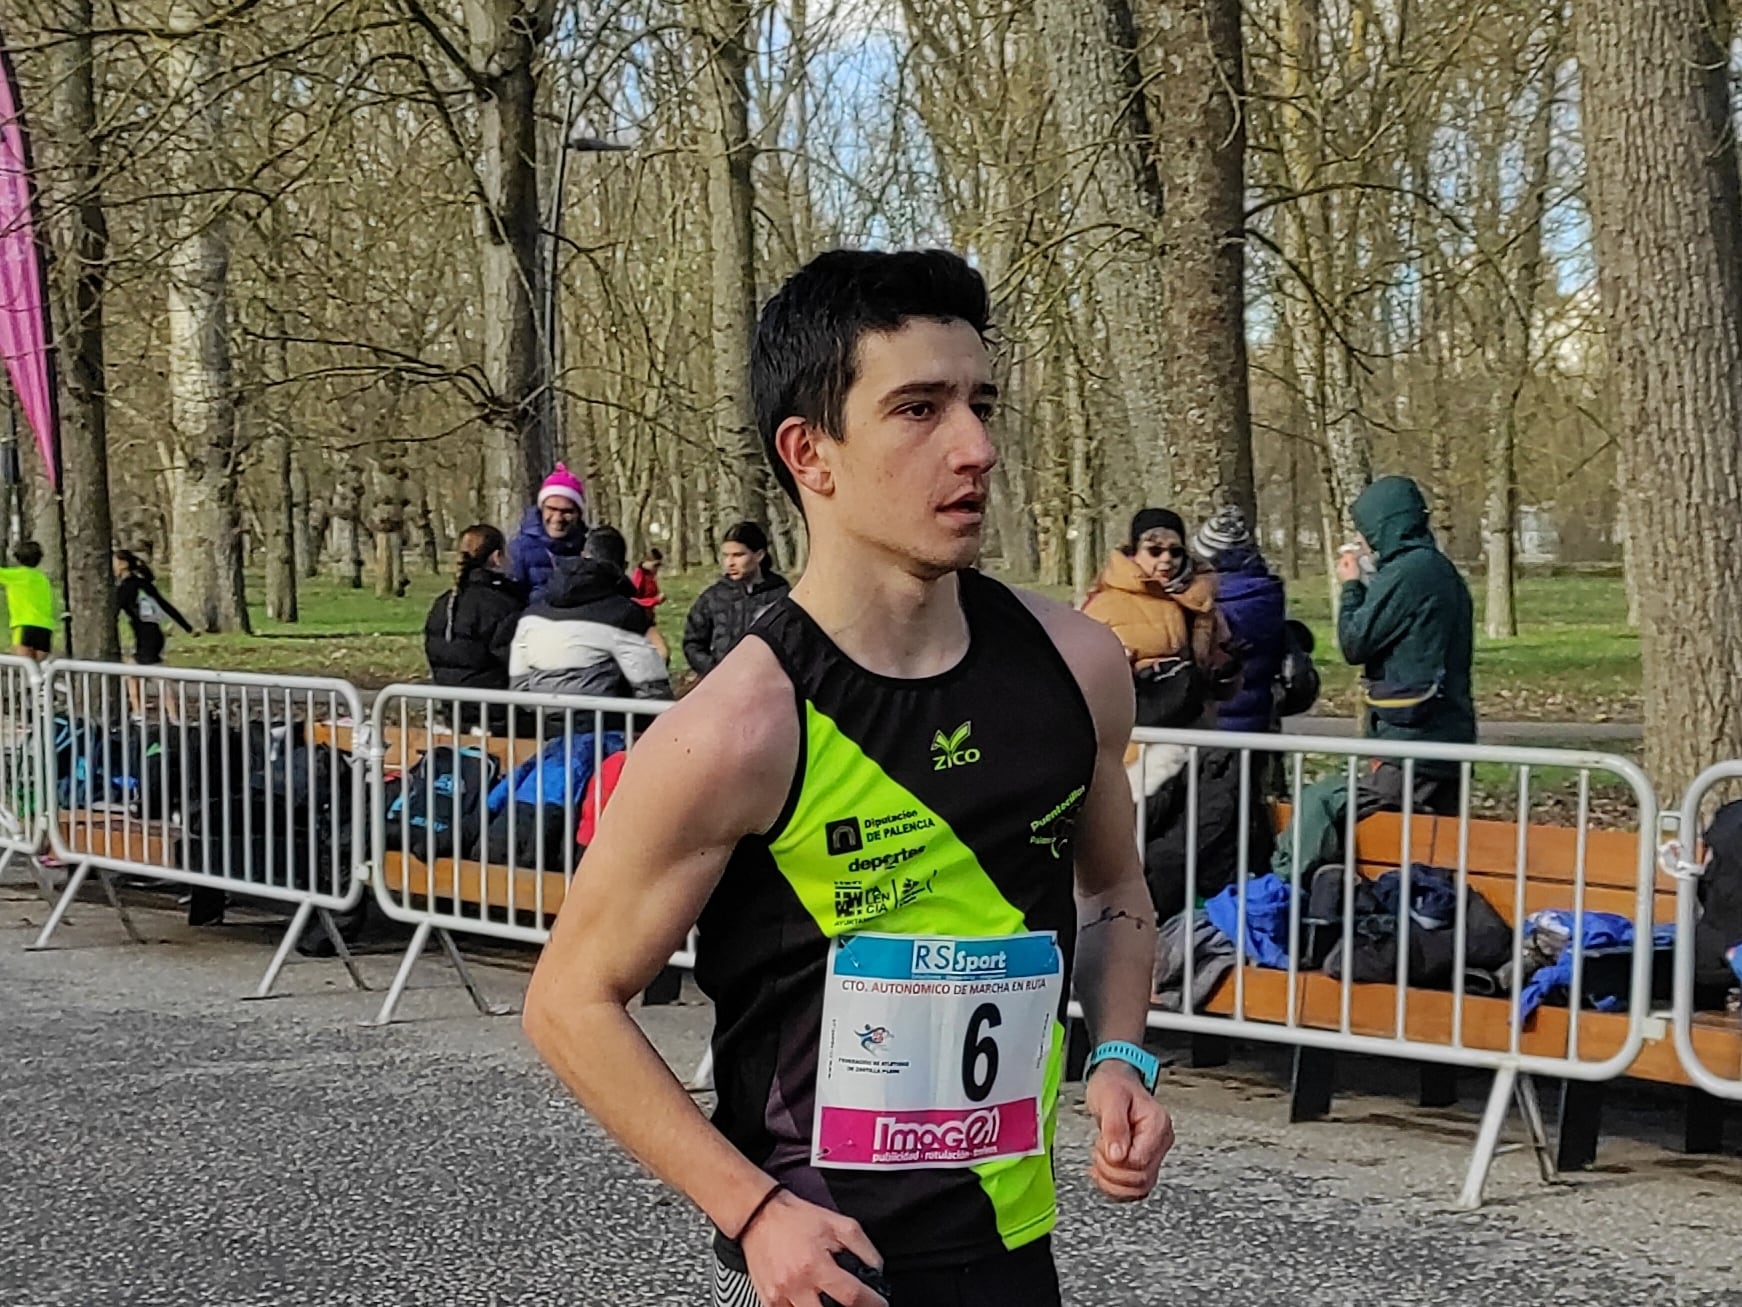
1079,907,1153,933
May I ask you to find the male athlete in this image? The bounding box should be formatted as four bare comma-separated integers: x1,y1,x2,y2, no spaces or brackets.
524,250,1172,1307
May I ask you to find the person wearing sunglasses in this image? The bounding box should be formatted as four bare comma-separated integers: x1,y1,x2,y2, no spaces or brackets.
1082,508,1237,732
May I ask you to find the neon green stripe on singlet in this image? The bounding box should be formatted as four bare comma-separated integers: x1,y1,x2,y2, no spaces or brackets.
767,700,1061,1249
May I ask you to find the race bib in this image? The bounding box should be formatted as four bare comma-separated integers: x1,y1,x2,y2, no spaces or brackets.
812,932,1063,1171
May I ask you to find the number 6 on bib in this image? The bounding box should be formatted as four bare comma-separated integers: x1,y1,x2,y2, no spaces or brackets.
811,932,1063,1170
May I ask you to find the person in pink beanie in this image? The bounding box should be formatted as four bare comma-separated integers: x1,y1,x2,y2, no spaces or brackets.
508,463,590,605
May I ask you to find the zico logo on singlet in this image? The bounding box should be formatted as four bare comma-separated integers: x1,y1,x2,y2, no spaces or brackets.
931,721,980,770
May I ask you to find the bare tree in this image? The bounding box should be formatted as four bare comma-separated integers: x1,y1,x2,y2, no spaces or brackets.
162,0,249,632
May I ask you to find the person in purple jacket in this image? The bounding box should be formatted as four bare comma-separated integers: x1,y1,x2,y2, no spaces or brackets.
1194,506,1288,733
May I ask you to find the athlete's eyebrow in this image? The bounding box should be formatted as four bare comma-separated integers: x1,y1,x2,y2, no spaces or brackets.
881,380,1000,407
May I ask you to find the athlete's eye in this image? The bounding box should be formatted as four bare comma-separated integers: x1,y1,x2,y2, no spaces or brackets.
899,402,936,419
971,403,997,423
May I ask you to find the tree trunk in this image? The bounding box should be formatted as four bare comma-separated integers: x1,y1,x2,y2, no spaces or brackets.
1036,0,1170,505
162,1,248,633
1576,0,1742,789
263,424,297,622
1150,0,1257,524
333,463,364,589
1481,406,1517,639
461,0,551,527
699,0,765,522
291,457,316,579
43,0,118,658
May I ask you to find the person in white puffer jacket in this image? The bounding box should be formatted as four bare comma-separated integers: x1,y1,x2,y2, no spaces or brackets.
509,527,672,701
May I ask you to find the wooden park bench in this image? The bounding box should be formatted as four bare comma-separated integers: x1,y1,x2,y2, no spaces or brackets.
1082,807,1740,1170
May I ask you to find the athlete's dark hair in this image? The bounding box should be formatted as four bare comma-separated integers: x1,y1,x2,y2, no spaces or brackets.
583,525,629,571
13,540,42,568
752,249,992,505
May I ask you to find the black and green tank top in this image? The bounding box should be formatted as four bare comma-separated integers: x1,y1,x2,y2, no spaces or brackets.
695,569,1098,1272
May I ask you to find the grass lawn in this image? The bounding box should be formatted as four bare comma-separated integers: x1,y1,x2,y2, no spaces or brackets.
168,565,1642,723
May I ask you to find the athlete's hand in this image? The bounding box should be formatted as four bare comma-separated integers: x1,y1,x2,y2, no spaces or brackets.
1085,1062,1174,1201
742,1189,888,1307
1335,548,1363,584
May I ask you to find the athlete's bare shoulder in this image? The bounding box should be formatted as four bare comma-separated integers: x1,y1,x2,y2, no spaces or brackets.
1006,584,1133,741
652,634,800,836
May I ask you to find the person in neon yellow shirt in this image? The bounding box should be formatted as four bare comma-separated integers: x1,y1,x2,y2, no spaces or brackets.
0,541,56,660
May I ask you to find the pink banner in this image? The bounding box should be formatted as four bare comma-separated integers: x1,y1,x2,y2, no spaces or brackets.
0,47,57,486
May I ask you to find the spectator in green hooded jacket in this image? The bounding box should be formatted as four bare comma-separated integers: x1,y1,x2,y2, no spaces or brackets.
1277,475,1476,875
1338,474,1476,759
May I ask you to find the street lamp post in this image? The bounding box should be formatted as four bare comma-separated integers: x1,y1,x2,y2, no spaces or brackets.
543,89,629,467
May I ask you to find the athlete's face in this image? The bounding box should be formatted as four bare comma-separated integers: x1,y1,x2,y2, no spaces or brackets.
802,318,997,577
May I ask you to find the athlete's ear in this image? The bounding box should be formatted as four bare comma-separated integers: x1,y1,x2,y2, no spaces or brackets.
777,415,835,499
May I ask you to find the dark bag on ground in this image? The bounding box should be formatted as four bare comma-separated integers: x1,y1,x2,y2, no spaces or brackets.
1692,800,1742,1006
1313,863,1512,988
479,800,582,875
1276,619,1321,719
383,744,500,860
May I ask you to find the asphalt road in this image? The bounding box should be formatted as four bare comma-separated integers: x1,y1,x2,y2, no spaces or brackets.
1,888,1736,1307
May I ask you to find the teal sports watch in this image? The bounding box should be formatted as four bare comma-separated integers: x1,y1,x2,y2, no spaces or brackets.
1084,1040,1160,1092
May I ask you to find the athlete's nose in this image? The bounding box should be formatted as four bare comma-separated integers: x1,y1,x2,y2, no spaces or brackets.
946,400,998,475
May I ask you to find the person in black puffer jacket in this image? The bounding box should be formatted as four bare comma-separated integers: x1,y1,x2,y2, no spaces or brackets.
683,520,790,679
424,524,526,729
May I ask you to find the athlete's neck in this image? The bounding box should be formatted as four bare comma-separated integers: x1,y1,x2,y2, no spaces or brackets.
788,542,969,680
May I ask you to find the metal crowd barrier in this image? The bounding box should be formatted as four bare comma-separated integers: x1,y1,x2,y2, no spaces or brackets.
0,653,48,886
362,683,677,1025
31,660,370,998
1112,725,1661,1208
17,659,1740,1209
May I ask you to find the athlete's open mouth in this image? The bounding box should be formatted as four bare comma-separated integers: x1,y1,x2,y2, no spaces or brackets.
940,492,985,520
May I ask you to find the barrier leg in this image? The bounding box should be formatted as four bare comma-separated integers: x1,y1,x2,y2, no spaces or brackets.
29,856,55,902
642,965,683,1006
251,901,315,1000
1419,1063,1460,1109
26,859,91,950
95,868,145,945
1290,1047,1335,1122
1513,1073,1557,1184
1683,1087,1726,1155
1457,1064,1517,1211
436,927,514,1018
686,1046,715,1094
1554,1079,1603,1172
1190,1034,1231,1069
317,908,370,993
0,846,17,884
368,921,432,1026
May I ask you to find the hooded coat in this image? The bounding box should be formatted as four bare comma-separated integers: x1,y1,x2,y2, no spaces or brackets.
1339,476,1476,750
506,505,587,607
1205,544,1287,734
509,558,672,700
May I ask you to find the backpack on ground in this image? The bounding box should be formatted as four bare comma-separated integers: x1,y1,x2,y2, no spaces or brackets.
384,745,499,861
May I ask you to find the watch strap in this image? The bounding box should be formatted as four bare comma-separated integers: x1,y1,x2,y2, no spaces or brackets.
1085,1039,1159,1092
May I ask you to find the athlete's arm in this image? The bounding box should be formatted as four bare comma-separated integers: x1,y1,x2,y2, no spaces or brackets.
522,640,885,1307
1021,591,1175,1203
